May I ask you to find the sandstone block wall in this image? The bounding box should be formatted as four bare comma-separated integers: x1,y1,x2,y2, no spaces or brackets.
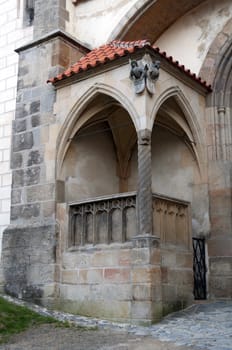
57,238,163,324
2,35,59,300
0,0,33,282
1,10,90,298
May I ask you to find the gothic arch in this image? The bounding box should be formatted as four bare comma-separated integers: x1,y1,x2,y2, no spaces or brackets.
212,35,232,108
199,17,232,91
108,0,207,44
150,86,205,173
56,83,139,176
199,18,232,160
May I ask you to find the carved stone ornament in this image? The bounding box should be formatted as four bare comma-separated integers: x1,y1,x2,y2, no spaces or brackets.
130,56,160,94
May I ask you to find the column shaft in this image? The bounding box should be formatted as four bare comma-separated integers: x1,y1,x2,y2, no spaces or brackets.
137,129,153,236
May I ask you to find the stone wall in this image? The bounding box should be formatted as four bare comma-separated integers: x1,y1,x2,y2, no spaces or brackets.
2,36,57,300
0,0,33,286
203,20,232,299
1,13,87,299
56,192,192,324
156,0,232,74
57,200,162,324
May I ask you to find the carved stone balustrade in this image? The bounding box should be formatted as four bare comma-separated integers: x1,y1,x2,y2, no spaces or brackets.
152,193,191,249
69,192,136,247
68,192,191,249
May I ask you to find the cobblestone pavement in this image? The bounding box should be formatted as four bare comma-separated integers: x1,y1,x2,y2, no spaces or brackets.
1,296,232,350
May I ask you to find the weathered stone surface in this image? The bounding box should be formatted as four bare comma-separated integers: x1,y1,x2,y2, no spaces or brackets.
18,66,29,77
91,250,121,267
133,284,152,301
31,114,40,127
58,290,131,321
13,119,27,133
209,256,232,298
34,0,68,39
208,238,232,256
27,150,43,166
40,89,56,113
2,224,56,301
61,270,78,285
132,267,160,284
11,152,23,169
30,101,40,114
13,132,33,152
11,203,40,220
42,201,55,218
209,275,232,298
15,103,29,119
12,167,40,187
131,301,153,320
12,169,24,187
26,183,55,202
56,180,65,203
11,189,22,205
25,166,40,186
210,256,232,276
104,268,130,283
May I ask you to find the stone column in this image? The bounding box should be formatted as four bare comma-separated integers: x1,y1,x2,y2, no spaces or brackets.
131,129,162,323
206,85,232,299
137,129,153,237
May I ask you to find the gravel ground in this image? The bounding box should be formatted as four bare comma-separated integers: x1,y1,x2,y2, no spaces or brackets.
0,325,194,350
1,296,231,350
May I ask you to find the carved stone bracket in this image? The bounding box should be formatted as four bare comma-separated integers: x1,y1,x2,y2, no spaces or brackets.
138,129,151,145
130,56,160,95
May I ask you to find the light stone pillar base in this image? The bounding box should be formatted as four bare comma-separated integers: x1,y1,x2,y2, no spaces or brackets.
131,234,162,324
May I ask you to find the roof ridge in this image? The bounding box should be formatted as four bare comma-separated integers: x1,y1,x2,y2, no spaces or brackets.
110,39,151,49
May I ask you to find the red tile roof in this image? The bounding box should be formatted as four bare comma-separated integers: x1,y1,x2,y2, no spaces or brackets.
48,40,212,91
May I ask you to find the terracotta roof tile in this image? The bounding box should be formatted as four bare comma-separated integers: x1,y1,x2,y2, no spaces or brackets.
48,40,212,91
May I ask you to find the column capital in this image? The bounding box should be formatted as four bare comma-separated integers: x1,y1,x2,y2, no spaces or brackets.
217,106,226,114
138,129,152,145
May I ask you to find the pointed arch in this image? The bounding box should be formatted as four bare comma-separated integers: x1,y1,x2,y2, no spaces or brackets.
108,0,156,42
199,17,232,91
108,0,206,43
200,19,232,161
150,86,205,173
56,82,139,176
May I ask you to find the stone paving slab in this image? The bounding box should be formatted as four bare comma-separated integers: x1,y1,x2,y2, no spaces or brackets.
1,295,232,350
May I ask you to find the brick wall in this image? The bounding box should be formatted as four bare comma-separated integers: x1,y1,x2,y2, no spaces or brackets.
0,0,33,262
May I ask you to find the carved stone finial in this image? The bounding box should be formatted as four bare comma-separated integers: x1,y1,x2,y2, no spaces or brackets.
129,58,160,95
129,59,146,94
146,60,160,94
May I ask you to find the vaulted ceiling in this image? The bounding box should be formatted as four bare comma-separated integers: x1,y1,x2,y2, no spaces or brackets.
120,0,208,43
